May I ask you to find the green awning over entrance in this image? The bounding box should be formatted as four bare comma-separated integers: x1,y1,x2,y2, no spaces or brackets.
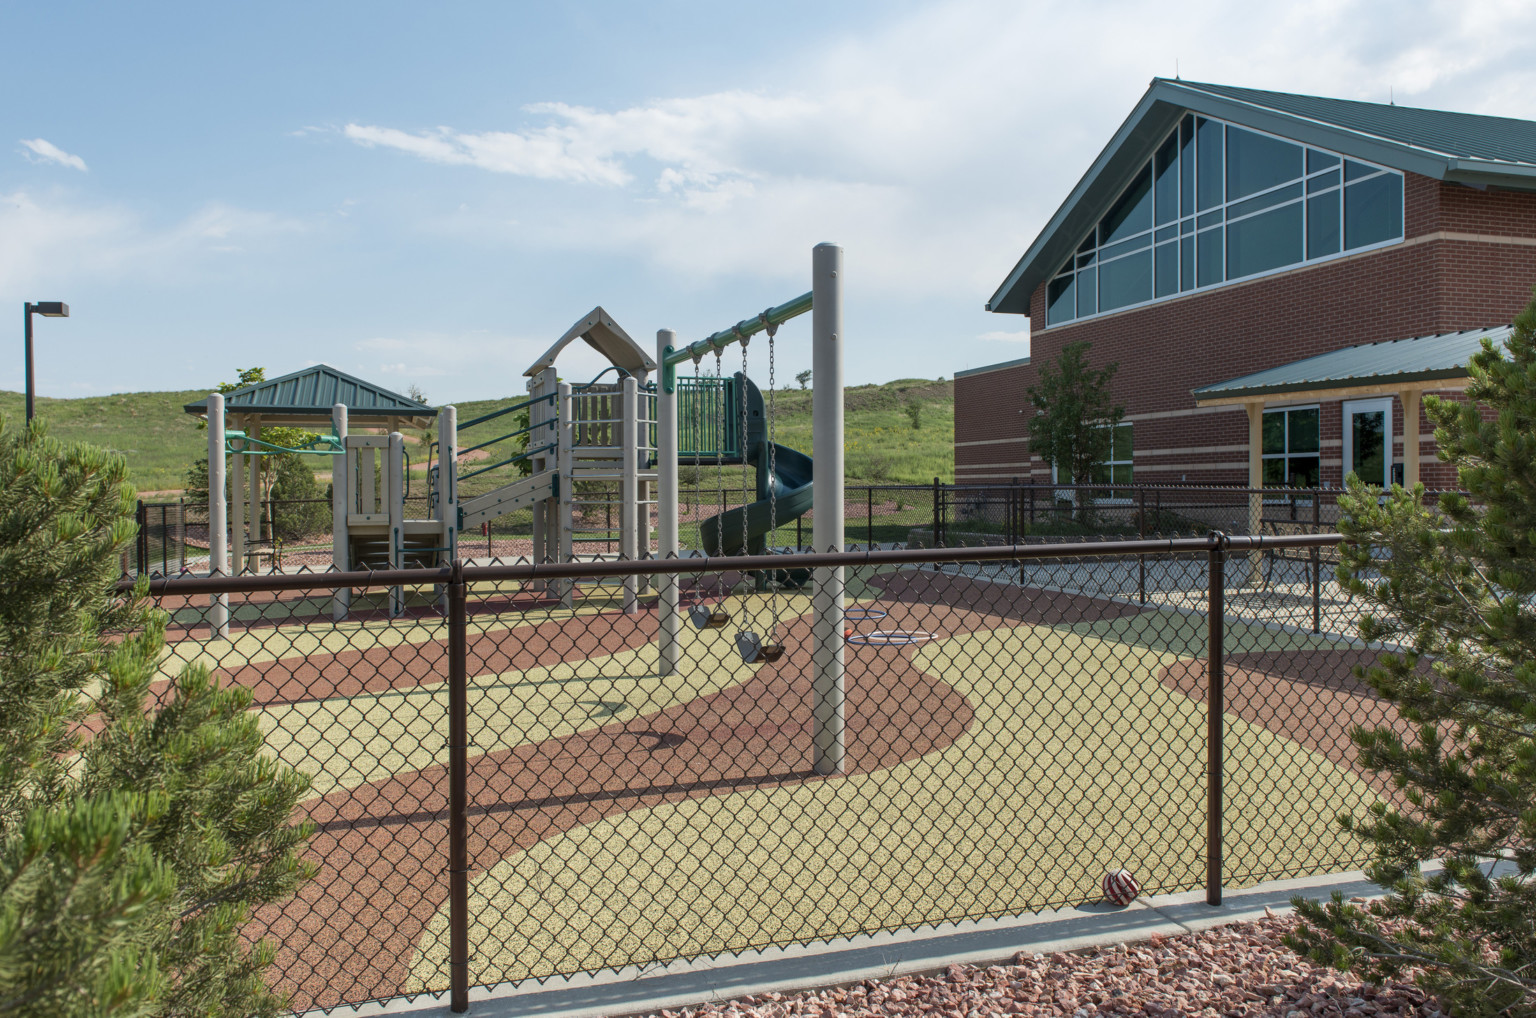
1192,326,1504,405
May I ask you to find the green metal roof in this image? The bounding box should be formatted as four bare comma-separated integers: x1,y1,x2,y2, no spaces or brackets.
988,79,1536,316
183,364,437,421
1191,326,1506,402
955,355,1031,380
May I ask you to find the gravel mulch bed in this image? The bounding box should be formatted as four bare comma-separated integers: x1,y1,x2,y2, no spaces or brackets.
643,916,1440,1018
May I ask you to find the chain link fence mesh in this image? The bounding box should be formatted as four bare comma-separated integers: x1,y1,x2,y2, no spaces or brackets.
131,533,1406,1012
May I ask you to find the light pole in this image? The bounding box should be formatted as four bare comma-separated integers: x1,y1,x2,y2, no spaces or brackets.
23,301,68,424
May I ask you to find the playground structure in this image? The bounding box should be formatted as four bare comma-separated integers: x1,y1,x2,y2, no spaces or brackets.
193,246,842,658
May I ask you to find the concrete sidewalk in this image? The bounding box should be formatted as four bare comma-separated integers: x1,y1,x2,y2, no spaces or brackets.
319,868,1389,1018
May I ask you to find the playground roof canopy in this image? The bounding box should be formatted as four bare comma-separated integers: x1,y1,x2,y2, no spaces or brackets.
526,306,657,382
183,364,437,429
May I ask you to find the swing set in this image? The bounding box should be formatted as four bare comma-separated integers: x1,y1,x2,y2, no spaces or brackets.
656,242,849,774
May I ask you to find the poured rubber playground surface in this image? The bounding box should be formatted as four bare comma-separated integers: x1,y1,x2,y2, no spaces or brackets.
152,569,1397,1011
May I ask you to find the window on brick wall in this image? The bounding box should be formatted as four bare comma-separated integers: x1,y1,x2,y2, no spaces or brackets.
1054,422,1134,499
1262,406,1321,488
1045,115,1405,327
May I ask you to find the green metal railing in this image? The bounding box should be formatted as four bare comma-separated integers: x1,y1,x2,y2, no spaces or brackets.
676,376,739,460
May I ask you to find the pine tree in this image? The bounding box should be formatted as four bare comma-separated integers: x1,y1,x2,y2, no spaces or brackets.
1286,292,1536,1016
0,417,313,1017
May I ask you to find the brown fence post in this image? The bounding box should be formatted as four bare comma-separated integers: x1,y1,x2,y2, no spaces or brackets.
1206,532,1226,907
1312,493,1322,633
1137,489,1147,605
447,559,470,1012
135,500,147,577
868,486,874,549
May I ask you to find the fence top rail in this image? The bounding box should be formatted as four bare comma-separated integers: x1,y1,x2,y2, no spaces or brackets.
121,531,1344,595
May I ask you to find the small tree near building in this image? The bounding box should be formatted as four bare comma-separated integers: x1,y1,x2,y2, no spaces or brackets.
1285,289,1536,1017
1024,341,1124,524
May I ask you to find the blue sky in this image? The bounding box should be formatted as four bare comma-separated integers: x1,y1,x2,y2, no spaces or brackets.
5,1,1535,402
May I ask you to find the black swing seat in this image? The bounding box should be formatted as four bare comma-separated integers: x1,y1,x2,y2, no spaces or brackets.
735,631,785,664
689,605,731,630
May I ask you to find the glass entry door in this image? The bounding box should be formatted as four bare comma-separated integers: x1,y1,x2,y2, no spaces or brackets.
1343,398,1392,487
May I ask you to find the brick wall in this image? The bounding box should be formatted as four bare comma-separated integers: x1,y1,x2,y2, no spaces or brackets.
957,173,1536,487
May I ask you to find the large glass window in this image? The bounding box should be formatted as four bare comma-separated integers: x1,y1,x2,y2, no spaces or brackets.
1044,115,1405,327
1262,406,1320,488
1090,422,1134,499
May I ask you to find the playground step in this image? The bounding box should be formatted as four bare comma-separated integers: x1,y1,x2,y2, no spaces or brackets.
460,470,557,529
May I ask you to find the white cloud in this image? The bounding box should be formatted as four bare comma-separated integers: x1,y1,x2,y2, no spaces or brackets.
337,0,1536,313
979,330,1029,343
0,191,308,300
19,138,87,172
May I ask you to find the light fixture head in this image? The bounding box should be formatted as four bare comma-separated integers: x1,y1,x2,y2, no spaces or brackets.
32,302,69,317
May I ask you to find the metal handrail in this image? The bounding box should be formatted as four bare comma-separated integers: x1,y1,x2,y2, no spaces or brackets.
457,442,557,483
456,419,554,458
455,391,556,432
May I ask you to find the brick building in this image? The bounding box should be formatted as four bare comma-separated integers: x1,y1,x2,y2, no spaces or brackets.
958,80,1536,492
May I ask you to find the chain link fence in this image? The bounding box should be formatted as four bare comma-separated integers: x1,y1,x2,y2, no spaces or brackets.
123,532,1412,1013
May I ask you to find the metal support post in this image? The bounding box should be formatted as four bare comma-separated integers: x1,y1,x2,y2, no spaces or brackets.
557,383,574,608
230,436,245,574
621,377,639,613
439,405,459,566
446,561,470,1013
248,421,262,553
388,432,405,617
932,476,941,552
1138,488,1147,605
867,487,874,549
206,393,229,639
1207,533,1227,906
656,330,680,676
331,404,350,620
811,242,845,776
1312,494,1322,633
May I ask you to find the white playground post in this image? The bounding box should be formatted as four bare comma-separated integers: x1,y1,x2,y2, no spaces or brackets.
230,422,245,573
811,241,845,776
248,422,261,562
331,403,350,620
206,393,230,639
656,329,681,676
438,405,459,566
387,431,405,617
556,382,575,608
621,376,640,614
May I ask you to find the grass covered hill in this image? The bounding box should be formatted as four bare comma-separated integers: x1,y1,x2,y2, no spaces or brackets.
0,388,209,494
0,375,955,496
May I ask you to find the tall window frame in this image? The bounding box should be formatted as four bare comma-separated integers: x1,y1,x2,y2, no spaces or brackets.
1050,421,1133,502
1045,114,1405,328
1261,404,1321,491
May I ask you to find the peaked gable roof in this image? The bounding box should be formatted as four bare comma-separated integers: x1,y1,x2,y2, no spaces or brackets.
183,364,436,425
525,306,657,381
988,79,1536,315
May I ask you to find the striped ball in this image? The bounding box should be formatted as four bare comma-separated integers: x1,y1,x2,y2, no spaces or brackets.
1102,868,1141,905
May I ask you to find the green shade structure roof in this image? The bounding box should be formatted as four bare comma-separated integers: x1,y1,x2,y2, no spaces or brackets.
988,79,1536,315
184,364,437,428
1192,326,1506,404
